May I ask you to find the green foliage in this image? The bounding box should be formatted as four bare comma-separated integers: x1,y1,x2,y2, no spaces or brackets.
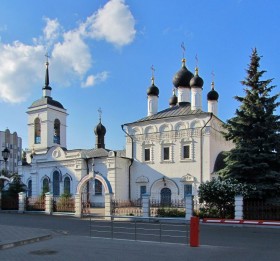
6,173,26,196
222,48,280,199
198,177,250,218
60,192,72,198
157,208,185,217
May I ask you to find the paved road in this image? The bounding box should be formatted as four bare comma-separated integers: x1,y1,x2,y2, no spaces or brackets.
0,212,280,260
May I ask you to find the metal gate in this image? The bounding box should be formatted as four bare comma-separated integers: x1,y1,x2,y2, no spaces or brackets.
1,191,18,210
89,216,189,244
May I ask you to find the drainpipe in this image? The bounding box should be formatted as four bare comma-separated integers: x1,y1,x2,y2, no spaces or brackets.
121,124,134,201
200,113,213,184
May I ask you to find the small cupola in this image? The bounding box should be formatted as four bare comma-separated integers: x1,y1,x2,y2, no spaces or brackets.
94,109,106,149
190,67,204,88
147,66,159,116
207,82,219,101
147,76,159,96
169,88,178,107
207,81,219,116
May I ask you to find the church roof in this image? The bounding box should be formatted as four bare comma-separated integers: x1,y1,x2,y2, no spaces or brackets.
29,97,65,109
124,102,209,125
82,148,109,158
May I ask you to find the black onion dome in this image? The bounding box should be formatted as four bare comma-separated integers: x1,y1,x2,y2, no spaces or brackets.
94,121,106,136
190,68,204,88
207,82,219,101
172,59,194,88
169,89,178,106
147,77,159,96
147,84,159,96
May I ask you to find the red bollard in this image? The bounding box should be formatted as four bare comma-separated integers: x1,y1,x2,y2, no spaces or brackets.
190,216,200,247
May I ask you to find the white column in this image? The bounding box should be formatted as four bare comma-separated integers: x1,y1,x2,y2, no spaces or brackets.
234,195,243,220
147,96,158,116
178,87,191,103
208,100,218,116
191,88,202,110
105,193,113,220
45,192,53,215
75,193,82,218
185,195,194,220
18,192,26,214
142,194,150,218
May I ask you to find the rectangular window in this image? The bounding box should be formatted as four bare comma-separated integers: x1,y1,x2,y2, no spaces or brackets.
140,185,146,197
183,145,190,159
184,184,192,197
163,147,170,160
144,148,150,161
35,137,41,144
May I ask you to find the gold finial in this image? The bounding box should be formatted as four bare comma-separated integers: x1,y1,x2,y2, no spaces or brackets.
195,67,199,76
181,58,186,68
98,107,102,122
211,81,215,90
151,65,155,84
211,70,215,89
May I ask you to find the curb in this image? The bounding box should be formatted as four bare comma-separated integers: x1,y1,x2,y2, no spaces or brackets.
0,234,52,250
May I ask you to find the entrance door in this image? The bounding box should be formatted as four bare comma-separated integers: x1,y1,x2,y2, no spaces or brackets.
160,187,171,206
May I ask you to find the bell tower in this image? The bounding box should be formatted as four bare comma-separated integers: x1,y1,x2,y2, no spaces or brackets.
27,56,68,154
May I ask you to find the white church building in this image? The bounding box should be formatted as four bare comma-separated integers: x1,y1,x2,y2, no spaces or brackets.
19,56,233,207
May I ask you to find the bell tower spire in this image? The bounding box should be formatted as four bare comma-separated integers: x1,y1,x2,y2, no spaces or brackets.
42,53,52,98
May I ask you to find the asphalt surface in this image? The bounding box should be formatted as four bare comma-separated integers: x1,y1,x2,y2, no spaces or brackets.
0,212,280,260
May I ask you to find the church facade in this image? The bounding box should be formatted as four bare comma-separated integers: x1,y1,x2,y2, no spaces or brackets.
19,56,233,207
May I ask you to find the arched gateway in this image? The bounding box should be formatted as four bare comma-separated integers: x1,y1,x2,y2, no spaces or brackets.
76,172,112,195
75,172,113,218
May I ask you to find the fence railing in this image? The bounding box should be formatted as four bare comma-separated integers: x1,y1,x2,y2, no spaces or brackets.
26,196,45,211
112,199,143,216
150,199,185,208
53,196,75,213
1,192,18,210
89,216,189,245
244,200,280,220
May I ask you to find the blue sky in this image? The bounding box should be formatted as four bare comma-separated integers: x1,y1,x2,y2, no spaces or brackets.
0,0,279,151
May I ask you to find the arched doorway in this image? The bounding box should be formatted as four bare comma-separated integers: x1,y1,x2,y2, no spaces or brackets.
76,173,113,214
161,187,171,206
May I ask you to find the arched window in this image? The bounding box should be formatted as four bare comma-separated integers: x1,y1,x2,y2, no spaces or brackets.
54,119,60,144
27,180,32,197
53,171,60,196
160,188,171,206
34,118,41,144
64,177,70,195
42,178,49,194
95,179,102,195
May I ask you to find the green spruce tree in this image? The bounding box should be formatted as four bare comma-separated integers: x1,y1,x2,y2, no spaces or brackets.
222,48,280,199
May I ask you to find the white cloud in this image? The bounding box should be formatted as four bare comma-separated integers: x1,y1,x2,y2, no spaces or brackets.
52,30,91,77
81,71,109,88
83,0,136,47
0,0,136,103
43,17,61,44
0,42,45,103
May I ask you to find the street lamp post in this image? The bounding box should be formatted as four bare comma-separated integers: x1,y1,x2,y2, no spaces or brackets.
2,147,10,175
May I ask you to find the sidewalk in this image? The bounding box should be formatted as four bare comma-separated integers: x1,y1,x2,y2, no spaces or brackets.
0,225,52,250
